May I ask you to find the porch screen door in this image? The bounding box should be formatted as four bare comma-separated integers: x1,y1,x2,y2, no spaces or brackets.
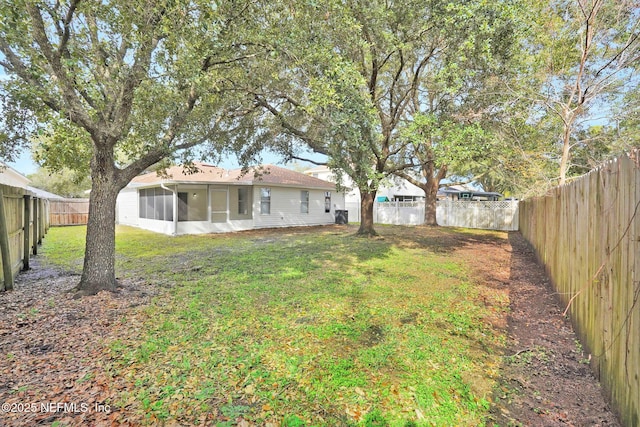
210,189,228,223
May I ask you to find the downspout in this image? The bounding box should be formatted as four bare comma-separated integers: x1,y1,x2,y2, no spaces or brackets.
161,183,178,236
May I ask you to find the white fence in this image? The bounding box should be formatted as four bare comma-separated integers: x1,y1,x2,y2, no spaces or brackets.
345,200,519,231
376,201,425,225
345,201,425,225
437,200,519,231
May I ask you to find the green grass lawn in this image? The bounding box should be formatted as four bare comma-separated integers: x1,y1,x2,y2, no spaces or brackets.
42,225,509,426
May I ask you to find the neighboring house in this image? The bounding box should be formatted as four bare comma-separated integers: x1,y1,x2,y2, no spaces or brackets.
304,165,425,222
116,163,345,235
438,185,502,201
303,165,425,203
0,162,30,189
305,166,504,202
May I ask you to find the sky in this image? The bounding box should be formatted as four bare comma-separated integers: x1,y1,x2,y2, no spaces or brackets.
7,149,38,176
6,145,326,178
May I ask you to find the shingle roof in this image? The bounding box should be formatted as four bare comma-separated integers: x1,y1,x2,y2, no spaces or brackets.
131,163,335,190
131,164,228,184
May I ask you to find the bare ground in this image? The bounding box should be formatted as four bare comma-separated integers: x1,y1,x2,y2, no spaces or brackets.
485,232,620,427
0,258,157,426
0,226,622,426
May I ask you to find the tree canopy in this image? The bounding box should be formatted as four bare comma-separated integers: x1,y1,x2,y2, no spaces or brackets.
0,0,272,293
248,0,525,233
27,167,91,198
1,0,639,295
524,0,640,184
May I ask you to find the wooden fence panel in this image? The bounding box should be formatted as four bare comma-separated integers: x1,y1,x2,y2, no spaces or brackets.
49,199,89,226
5,192,24,277
0,184,48,291
519,151,640,427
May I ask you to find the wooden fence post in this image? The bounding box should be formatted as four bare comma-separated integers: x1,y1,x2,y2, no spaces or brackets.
0,188,14,291
32,198,38,256
23,194,31,271
38,198,44,245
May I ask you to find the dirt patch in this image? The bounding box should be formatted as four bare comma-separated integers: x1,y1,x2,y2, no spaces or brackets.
360,324,385,346
0,257,157,426
481,232,620,427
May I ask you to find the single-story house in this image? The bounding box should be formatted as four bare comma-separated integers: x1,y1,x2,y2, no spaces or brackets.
116,163,345,235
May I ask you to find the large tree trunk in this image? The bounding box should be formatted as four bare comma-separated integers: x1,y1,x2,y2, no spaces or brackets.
76,152,122,295
420,161,447,226
357,190,377,236
424,188,438,226
423,171,442,226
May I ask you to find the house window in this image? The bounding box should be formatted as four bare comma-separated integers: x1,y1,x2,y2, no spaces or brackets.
300,190,309,213
393,195,425,202
260,188,271,214
139,188,173,221
324,192,331,213
238,187,249,215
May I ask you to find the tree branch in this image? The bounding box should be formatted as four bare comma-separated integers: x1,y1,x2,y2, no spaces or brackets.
59,0,81,58
287,155,327,166
394,170,426,189
254,95,328,152
24,3,97,133
0,41,64,114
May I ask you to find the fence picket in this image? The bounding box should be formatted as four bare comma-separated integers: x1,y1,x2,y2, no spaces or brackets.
519,150,639,427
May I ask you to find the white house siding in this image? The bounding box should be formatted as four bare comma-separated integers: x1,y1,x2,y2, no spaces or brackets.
176,219,254,235
138,218,175,234
251,186,340,229
116,188,139,227
376,176,425,201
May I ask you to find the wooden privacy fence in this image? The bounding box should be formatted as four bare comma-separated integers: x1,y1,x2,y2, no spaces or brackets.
49,198,89,226
0,184,49,291
519,151,639,427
